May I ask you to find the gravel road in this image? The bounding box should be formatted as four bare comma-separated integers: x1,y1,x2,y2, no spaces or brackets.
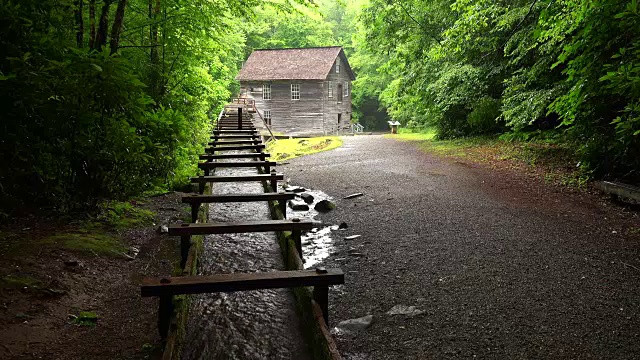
281,135,640,359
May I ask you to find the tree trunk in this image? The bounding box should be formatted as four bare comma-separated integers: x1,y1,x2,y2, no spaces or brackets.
109,0,128,54
75,0,84,48
94,1,111,51
149,0,161,97
89,0,96,49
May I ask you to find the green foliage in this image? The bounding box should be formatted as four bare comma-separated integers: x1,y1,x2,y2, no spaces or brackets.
96,201,155,230
359,0,640,182
0,0,312,215
4,0,639,209
71,311,99,326
468,97,502,135
1,274,42,289
46,231,127,257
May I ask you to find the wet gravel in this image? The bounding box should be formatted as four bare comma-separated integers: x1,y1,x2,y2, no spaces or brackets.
181,153,311,360
282,135,640,359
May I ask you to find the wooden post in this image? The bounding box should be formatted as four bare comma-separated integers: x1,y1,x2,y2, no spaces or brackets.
292,229,302,259
180,234,191,268
204,168,210,177
313,285,329,325
259,152,267,162
284,237,289,268
270,170,278,191
279,200,287,219
238,107,242,130
198,176,206,194
190,203,199,223
158,293,174,339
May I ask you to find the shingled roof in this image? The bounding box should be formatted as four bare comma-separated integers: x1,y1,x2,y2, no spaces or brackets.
236,46,355,81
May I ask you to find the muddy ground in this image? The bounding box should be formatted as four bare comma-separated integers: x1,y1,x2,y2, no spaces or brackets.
0,192,189,359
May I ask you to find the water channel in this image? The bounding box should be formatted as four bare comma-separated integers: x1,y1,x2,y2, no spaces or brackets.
181,150,341,359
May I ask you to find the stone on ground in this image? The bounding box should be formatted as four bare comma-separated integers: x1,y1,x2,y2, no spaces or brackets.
314,199,336,213
334,315,374,333
386,305,425,317
288,199,309,211
299,193,314,204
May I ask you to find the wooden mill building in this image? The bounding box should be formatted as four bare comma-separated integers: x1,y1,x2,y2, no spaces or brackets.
236,46,356,136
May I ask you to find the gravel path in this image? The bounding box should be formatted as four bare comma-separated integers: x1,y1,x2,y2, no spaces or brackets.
282,135,640,359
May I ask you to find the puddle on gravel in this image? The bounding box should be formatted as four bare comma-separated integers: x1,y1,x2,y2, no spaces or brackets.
182,152,311,360
282,187,340,269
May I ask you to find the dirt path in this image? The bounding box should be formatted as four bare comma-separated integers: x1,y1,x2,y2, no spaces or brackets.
282,135,640,359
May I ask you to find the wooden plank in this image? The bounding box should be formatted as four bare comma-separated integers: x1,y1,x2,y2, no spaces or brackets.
198,161,276,169
182,192,296,204
216,127,255,130
199,153,270,160
214,130,257,134
168,219,316,236
191,173,283,184
141,269,344,297
217,122,254,126
210,134,260,139
205,144,265,152
216,128,257,132
208,140,261,146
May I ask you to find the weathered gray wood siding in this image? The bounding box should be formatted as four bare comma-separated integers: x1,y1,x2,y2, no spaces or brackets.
323,57,353,133
241,80,326,135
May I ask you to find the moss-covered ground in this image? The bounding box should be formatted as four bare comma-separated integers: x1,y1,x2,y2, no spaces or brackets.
388,129,590,189
266,136,343,162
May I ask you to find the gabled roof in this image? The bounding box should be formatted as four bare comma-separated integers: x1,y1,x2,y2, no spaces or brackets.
236,46,356,81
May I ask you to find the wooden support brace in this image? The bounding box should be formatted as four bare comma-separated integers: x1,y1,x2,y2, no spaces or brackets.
190,203,200,223
141,269,344,296
270,170,278,191
198,177,205,194
313,285,329,324
199,153,271,161
180,235,191,269
168,219,316,236
158,294,174,339
182,192,295,205
142,268,344,336
279,200,287,219
238,107,243,130
292,228,302,260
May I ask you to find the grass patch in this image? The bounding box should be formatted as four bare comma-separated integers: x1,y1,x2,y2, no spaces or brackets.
96,200,155,230
389,129,589,189
1,274,42,289
44,231,127,257
384,128,437,141
266,136,343,162
70,311,99,326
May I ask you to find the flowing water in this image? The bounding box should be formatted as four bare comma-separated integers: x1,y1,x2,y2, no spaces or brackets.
182,152,310,360
280,189,340,269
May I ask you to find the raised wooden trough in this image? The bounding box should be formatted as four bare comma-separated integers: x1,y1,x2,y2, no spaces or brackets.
141,102,345,359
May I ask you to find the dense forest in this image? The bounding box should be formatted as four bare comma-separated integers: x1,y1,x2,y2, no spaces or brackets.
1,0,639,216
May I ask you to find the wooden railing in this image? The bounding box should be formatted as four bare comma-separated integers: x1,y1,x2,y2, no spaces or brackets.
248,100,277,143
